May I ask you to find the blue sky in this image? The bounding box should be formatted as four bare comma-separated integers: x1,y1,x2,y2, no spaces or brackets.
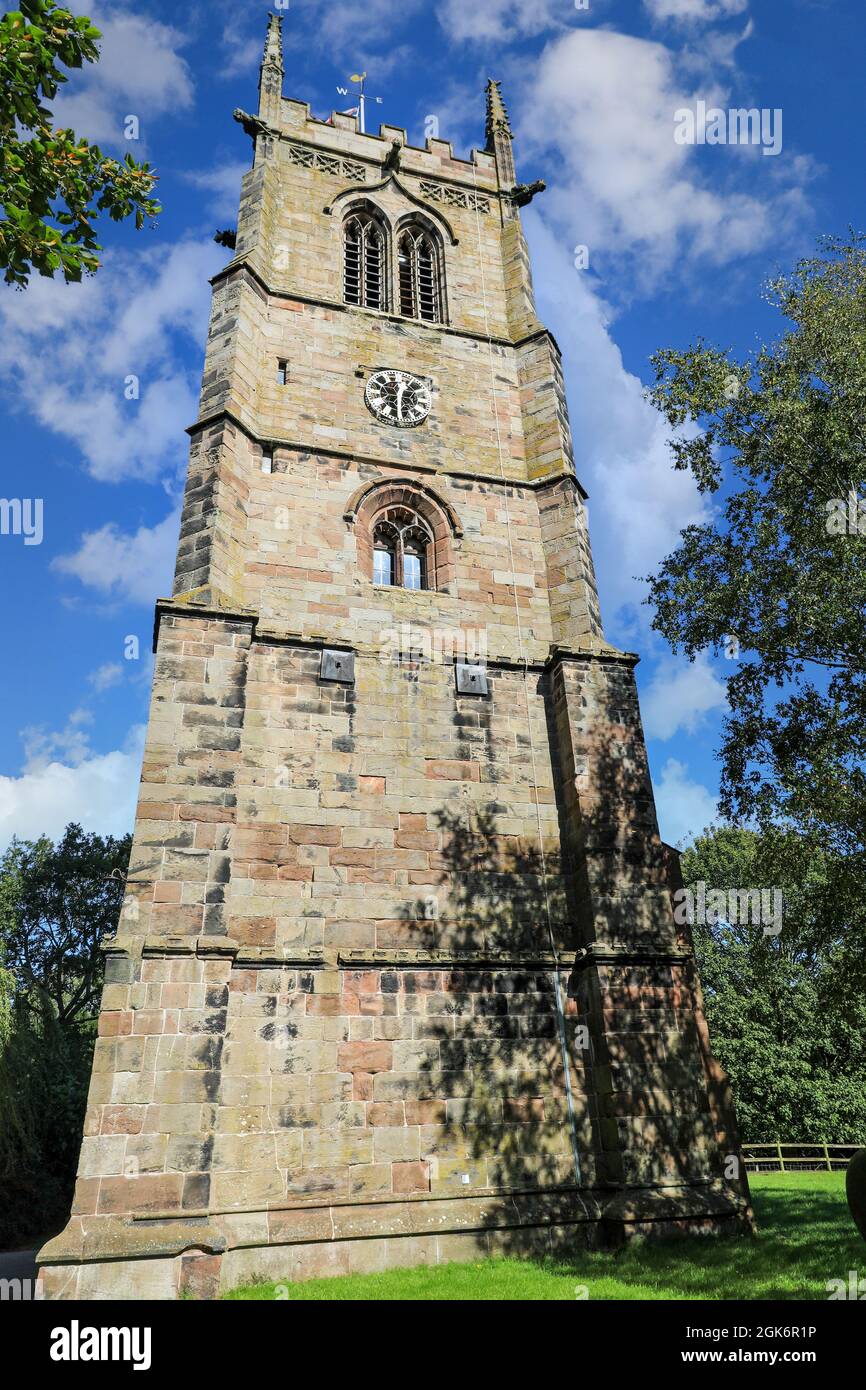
0,0,863,851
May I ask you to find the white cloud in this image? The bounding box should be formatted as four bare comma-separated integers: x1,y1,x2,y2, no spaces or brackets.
88,662,124,692
412,83,480,158
246,0,421,81
53,509,181,606
0,726,145,852
643,0,748,22
437,0,564,42
183,162,249,221
514,23,814,633
653,757,718,846
521,28,804,282
21,709,94,773
0,239,222,483
524,210,711,627
216,8,267,79
51,8,193,146
679,16,754,76
642,653,727,740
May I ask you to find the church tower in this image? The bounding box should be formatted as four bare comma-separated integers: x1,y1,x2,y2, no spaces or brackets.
39,17,749,1299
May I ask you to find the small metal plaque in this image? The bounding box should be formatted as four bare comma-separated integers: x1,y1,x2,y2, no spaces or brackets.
455,663,489,696
321,649,355,684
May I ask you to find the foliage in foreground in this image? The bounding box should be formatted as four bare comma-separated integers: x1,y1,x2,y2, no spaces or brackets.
0,2,161,286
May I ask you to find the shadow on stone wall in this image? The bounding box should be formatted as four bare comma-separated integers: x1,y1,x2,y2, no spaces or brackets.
397,799,592,1252
387,660,748,1254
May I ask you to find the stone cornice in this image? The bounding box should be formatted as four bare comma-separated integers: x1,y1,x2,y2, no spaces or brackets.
548,641,639,668
207,257,562,358
185,403,588,500
107,930,694,971
116,936,578,970
338,949,570,969
573,943,694,968
150,601,627,672
131,1182,597,1229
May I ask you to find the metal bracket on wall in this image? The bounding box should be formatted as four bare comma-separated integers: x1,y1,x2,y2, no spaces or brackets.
321,648,355,683
455,663,489,695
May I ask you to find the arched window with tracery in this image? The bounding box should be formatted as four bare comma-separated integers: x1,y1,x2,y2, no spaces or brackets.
397,225,442,323
371,507,434,590
344,210,387,311
349,480,460,595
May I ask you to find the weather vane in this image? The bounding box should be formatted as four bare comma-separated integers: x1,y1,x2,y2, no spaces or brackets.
336,72,383,134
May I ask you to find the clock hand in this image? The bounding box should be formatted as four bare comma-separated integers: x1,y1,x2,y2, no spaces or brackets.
395,382,406,422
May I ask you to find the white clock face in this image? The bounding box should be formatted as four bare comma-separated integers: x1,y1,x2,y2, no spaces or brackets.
365,369,431,428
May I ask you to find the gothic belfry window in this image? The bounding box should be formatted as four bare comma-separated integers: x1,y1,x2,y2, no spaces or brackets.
344,211,386,310
398,225,442,323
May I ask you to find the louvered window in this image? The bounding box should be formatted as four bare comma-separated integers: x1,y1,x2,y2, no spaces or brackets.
344,213,386,311
398,227,441,323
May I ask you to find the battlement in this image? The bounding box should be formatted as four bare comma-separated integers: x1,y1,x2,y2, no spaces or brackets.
262,98,500,190
252,12,500,190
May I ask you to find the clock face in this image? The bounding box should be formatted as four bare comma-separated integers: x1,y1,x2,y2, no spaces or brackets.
365,369,431,428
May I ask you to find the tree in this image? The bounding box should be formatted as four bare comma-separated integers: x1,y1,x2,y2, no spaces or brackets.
646,234,866,967
0,822,131,1027
682,825,866,1144
0,823,130,1244
0,2,161,287
647,238,866,1125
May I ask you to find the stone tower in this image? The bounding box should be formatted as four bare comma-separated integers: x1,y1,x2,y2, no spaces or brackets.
39,18,749,1300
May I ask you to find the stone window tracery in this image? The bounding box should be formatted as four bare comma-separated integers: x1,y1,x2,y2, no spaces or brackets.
372,508,433,590
349,481,460,595
342,206,446,324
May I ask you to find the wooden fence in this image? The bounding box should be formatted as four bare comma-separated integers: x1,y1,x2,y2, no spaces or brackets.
742,1142,861,1172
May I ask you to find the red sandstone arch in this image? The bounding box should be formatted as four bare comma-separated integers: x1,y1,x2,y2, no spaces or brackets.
345,479,461,592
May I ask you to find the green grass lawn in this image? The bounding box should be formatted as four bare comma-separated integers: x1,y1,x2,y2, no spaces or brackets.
224,1173,862,1301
